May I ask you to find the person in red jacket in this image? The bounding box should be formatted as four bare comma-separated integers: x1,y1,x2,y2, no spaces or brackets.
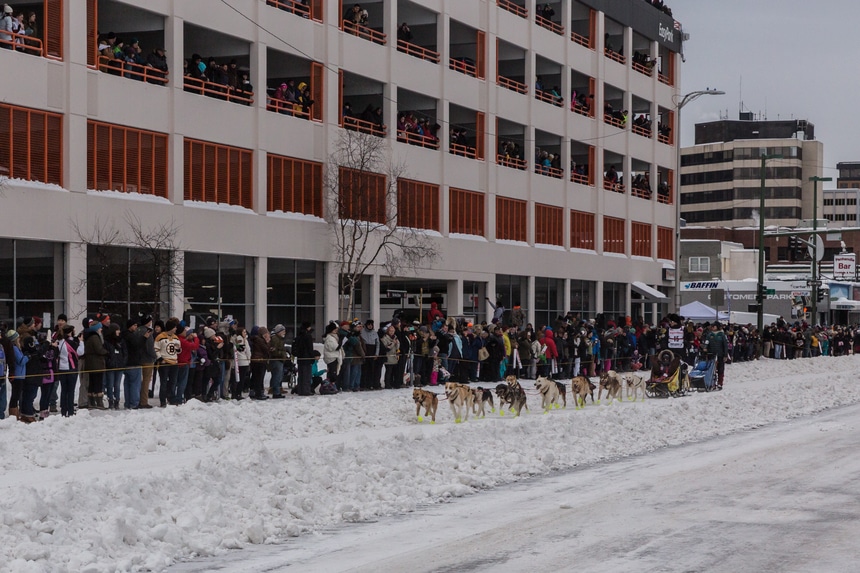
175,326,200,404
543,326,559,376
427,301,444,325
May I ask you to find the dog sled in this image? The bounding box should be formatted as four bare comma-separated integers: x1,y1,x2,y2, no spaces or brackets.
688,355,718,392
645,350,689,398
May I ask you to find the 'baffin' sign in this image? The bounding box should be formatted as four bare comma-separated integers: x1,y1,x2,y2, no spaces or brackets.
833,253,856,280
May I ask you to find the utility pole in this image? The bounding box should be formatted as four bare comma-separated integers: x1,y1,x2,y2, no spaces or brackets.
757,153,782,334
809,176,831,324
673,89,725,312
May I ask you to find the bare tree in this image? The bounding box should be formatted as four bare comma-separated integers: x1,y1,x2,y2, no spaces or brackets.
324,130,438,319
72,210,183,321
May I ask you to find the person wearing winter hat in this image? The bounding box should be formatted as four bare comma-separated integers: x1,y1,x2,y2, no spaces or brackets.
154,317,181,407
248,326,270,400
0,5,15,49
323,322,343,388
268,324,287,398
292,321,315,396
83,320,109,409
202,326,225,402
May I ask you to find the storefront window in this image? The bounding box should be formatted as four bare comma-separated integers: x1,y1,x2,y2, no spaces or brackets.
0,239,64,324
268,259,325,338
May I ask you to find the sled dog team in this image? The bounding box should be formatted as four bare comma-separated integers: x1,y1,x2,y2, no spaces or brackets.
412,371,647,423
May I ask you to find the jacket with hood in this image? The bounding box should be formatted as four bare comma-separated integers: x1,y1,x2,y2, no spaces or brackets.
543,328,559,360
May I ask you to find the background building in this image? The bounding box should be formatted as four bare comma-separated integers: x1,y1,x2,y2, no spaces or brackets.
0,0,682,333
680,116,823,229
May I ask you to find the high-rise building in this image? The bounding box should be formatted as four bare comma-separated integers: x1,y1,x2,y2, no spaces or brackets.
680,117,823,229
0,0,682,331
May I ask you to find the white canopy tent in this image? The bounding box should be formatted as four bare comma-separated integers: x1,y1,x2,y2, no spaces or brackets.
679,300,718,321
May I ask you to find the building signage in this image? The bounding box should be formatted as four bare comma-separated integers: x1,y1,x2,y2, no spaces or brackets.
684,282,719,290
833,254,856,280
659,22,674,43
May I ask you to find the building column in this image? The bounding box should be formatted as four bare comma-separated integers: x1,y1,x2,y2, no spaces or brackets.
526,275,536,327
485,274,497,323
563,278,571,317
368,272,381,326
169,250,186,321
65,243,87,322
594,280,604,317
447,278,464,317
252,40,267,215
325,261,341,321
168,16,184,205
624,282,632,317
254,255,267,327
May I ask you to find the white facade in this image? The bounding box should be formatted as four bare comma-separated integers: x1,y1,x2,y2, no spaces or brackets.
0,0,681,331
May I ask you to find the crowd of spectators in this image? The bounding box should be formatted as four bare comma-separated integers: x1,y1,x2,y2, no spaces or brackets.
0,4,38,52
97,32,168,84
184,53,253,103
631,172,652,197
643,0,673,17
397,113,440,146
535,148,561,175
1,304,853,424
604,102,628,126
570,90,592,114
498,140,524,166
270,79,313,116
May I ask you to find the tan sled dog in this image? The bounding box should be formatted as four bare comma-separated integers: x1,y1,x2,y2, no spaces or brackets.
445,382,474,423
570,376,593,409
598,370,623,404
535,376,562,412
412,388,439,422
625,373,646,402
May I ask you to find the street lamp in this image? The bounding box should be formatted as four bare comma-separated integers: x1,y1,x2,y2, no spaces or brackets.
756,153,783,335
809,176,831,324
673,89,724,313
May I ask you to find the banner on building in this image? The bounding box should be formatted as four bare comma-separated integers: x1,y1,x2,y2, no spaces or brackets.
833,254,856,281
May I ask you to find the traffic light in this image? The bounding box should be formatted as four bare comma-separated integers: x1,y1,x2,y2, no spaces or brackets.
757,283,767,303
817,289,825,303
788,235,805,262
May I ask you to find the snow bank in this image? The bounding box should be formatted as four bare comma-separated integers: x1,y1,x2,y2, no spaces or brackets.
1,356,859,572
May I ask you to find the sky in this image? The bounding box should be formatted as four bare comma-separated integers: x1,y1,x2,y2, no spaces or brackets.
670,0,854,179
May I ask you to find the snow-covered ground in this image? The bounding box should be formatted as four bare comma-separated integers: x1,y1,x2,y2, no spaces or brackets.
1,357,859,573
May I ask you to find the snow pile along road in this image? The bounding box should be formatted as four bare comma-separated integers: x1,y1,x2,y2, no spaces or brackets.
0,356,858,573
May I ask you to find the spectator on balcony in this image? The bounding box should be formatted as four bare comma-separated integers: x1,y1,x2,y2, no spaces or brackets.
234,69,253,105
633,114,651,135
345,3,368,26
551,153,561,172
658,122,671,139
397,22,412,44
272,82,291,114
632,173,652,198
208,58,230,99
550,85,563,105
0,5,14,49
98,32,116,59
535,75,544,92
186,54,207,94
342,101,355,122
604,33,615,54
23,10,35,40
147,47,168,84
658,181,670,198
605,165,619,186
537,3,555,22
296,81,314,117
226,59,240,89
361,104,385,133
